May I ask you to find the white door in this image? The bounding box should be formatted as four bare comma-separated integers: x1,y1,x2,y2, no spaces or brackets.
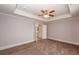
35,24,47,41
42,25,47,39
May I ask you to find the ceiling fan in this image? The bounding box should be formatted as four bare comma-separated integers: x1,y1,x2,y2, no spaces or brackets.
39,9,55,18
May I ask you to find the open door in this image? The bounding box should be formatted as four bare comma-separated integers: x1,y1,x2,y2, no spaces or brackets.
35,23,47,41
42,24,47,39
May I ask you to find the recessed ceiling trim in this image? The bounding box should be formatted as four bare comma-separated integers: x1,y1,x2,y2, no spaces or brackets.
14,9,47,22
14,8,72,22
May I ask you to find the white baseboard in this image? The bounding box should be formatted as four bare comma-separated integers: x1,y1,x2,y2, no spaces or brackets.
0,40,35,50
48,37,79,46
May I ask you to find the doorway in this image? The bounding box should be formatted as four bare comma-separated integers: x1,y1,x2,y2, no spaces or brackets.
35,23,47,41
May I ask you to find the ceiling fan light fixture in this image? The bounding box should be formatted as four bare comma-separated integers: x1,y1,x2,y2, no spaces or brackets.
43,14,50,18
39,9,55,18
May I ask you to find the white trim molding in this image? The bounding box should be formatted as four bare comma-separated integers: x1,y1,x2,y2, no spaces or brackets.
0,40,35,50
48,37,79,46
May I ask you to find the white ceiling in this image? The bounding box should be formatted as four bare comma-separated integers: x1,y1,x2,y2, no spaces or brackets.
0,4,16,14
69,4,79,17
0,4,79,22
17,4,69,16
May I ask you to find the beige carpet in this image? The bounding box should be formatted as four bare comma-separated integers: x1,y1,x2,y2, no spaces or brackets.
0,39,79,55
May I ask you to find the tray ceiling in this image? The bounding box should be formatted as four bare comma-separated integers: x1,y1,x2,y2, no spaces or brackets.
0,4,79,22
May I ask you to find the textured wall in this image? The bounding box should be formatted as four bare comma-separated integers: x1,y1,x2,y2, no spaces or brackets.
47,17,79,45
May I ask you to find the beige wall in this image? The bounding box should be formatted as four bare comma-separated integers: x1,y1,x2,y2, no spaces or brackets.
0,13,42,50
47,17,79,45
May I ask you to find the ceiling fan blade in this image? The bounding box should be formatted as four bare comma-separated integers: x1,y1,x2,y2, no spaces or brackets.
49,10,55,13
49,14,54,16
45,10,48,12
41,10,45,13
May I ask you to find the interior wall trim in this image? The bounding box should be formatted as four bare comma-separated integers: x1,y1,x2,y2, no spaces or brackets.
0,39,35,50
48,37,79,46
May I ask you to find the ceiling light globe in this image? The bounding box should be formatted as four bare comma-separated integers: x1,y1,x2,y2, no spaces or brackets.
43,15,49,18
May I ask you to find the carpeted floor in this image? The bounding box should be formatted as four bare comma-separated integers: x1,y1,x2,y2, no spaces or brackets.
0,39,79,55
